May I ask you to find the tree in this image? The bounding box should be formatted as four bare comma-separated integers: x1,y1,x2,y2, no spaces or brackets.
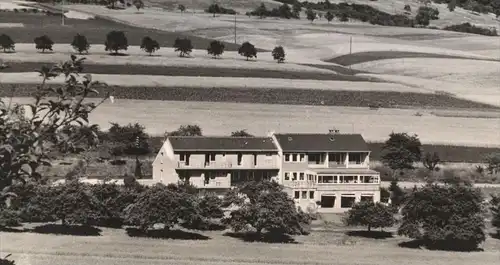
123,183,198,231
278,3,293,19
178,4,186,13
238,41,257,61
71,34,90,54
388,179,405,209
173,37,193,57
105,31,128,55
398,183,486,251
339,12,349,22
272,46,285,63
306,8,316,23
0,34,15,53
0,254,15,265
140,36,160,56
404,4,411,13
415,6,439,26
485,152,500,174
166,124,203,136
422,151,440,172
207,40,225,58
105,122,151,157
133,0,144,11
292,1,301,18
207,3,221,17
222,180,311,239
231,129,253,137
448,0,457,11
0,55,108,215
256,3,267,18
490,194,500,236
34,35,54,53
344,201,396,232
380,132,422,177
325,11,334,23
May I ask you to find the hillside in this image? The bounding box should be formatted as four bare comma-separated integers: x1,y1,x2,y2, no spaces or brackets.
145,0,284,11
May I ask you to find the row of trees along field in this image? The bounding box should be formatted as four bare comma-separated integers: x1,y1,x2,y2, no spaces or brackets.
0,32,286,62
0,55,500,264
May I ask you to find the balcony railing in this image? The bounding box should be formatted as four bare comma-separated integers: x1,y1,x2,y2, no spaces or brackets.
177,160,277,169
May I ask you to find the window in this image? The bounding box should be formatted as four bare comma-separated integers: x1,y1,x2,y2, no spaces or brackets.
210,153,216,161
294,191,300,199
253,154,257,166
341,195,356,208
309,191,315,199
308,153,323,164
329,153,345,164
321,195,335,208
361,195,374,202
300,154,305,162
179,153,185,161
299,172,304,181
349,153,363,164
318,175,334,183
284,172,290,181
285,154,291,162
237,153,243,165
292,154,298,162
340,175,357,183
292,172,298,181
301,191,307,199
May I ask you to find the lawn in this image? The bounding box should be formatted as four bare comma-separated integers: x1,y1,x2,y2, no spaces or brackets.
0,11,241,50
1,224,500,265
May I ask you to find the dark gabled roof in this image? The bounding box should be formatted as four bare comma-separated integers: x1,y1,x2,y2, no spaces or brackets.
274,133,369,152
168,136,278,151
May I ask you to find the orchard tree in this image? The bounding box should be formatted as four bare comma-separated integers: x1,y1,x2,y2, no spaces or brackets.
238,41,257,61
398,183,486,251
0,34,15,53
105,31,128,55
292,1,301,18
325,11,334,23
306,8,316,23
272,46,285,63
231,129,253,137
0,55,109,215
344,201,396,232
222,180,311,240
388,179,405,209
490,194,500,236
140,36,160,56
404,4,411,13
380,132,422,178
178,4,186,13
34,35,54,53
166,124,203,136
339,12,349,22
256,3,268,19
173,37,193,57
207,40,225,58
133,0,144,11
422,151,440,172
123,183,199,231
71,34,90,54
207,3,221,17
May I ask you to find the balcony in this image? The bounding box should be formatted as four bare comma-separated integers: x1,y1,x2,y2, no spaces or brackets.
177,160,277,169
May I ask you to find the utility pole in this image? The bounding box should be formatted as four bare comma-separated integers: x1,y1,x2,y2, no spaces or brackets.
61,0,65,26
234,14,237,44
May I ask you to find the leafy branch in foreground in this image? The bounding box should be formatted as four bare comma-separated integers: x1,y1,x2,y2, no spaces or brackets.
0,54,109,206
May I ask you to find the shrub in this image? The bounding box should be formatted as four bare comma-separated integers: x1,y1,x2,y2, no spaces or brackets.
415,6,439,26
0,254,15,265
71,34,90,54
491,195,500,236
205,3,236,16
88,183,139,227
398,183,486,251
104,31,128,55
0,34,15,53
173,37,193,57
207,40,225,58
443,23,498,36
272,46,285,63
238,41,257,61
344,201,396,231
140,36,160,55
34,35,54,53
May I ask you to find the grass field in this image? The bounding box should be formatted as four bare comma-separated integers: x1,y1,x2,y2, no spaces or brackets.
2,224,500,265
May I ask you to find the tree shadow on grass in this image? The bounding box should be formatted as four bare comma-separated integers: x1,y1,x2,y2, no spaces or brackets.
181,220,227,231
32,224,102,236
108,53,129,56
398,239,484,252
346,230,394,239
0,227,27,233
125,228,210,240
223,231,300,244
